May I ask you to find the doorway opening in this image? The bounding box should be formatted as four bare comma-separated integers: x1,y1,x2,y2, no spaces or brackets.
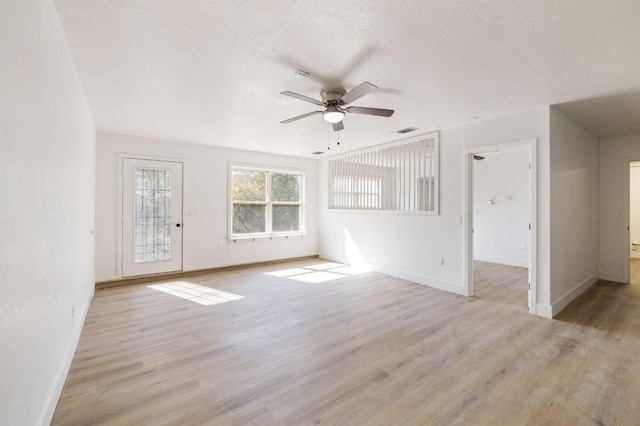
464,138,537,315
629,161,640,284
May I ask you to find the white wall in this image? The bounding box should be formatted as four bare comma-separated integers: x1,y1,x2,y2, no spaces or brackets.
320,106,602,317
0,1,96,425
319,107,552,309
96,132,318,281
630,163,640,259
464,107,551,311
600,134,640,281
473,150,530,267
319,127,465,294
548,107,599,314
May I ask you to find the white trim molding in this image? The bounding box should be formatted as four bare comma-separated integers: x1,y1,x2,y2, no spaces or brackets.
370,264,466,295
550,272,599,317
41,287,94,425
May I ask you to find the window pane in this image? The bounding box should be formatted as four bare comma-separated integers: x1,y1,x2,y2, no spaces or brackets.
233,204,266,233
272,205,300,232
232,170,266,201
272,173,300,202
134,168,172,263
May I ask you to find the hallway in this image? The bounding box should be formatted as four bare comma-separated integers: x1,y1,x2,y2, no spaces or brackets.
631,258,640,284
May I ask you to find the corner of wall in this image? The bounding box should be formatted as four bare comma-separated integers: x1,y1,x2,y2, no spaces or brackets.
535,303,553,319
40,287,95,426
370,264,466,296
549,272,599,318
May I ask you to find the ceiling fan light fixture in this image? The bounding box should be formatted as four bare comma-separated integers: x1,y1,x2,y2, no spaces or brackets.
281,82,392,131
323,109,345,124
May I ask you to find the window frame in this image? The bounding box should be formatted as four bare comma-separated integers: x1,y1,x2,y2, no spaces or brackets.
228,164,305,239
327,132,439,215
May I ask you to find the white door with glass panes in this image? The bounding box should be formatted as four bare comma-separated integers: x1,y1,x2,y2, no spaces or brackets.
122,158,183,277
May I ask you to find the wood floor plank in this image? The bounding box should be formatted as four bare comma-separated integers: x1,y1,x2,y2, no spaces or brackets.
52,259,640,425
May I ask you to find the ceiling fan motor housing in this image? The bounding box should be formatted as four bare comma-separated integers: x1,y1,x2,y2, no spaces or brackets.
321,89,347,104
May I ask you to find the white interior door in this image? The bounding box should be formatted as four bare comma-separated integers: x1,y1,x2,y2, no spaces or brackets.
122,158,183,277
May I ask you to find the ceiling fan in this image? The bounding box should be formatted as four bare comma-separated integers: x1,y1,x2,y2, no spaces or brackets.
280,81,394,132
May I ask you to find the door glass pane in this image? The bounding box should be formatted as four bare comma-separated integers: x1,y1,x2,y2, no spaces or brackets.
134,167,172,263
233,204,266,233
272,205,300,232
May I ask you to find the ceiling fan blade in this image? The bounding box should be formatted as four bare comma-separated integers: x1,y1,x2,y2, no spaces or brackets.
346,106,395,117
281,91,325,106
340,82,377,104
332,120,344,132
280,111,322,124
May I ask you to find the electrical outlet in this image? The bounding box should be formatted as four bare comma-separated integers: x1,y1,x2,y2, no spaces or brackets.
521,243,528,249
456,216,463,225
436,257,444,266
71,304,75,318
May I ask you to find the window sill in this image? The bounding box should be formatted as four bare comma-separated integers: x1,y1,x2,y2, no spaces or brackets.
228,233,308,243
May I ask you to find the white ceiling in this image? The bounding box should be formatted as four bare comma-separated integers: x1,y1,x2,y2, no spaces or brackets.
54,0,640,157
553,91,640,139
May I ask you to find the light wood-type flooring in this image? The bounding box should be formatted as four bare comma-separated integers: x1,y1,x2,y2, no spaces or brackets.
52,259,640,425
631,257,640,284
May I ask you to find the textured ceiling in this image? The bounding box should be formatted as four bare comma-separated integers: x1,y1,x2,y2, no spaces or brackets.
54,0,640,157
554,91,640,139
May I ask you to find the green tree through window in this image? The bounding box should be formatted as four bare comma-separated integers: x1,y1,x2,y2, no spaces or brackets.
231,167,303,236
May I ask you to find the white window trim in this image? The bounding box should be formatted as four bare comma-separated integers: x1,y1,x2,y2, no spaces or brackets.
228,163,306,240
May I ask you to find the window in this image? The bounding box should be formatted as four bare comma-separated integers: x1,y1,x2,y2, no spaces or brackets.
332,176,381,209
328,132,438,213
230,166,304,237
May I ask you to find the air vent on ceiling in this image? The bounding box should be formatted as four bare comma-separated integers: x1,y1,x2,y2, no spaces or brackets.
396,127,418,134
312,151,324,155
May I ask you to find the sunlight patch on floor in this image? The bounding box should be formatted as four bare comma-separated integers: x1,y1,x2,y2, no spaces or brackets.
306,262,345,271
264,262,370,283
148,281,244,305
289,271,346,283
264,268,311,277
330,265,372,275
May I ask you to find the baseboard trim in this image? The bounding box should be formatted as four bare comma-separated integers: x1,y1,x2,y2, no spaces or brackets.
536,303,553,319
598,272,624,283
370,264,465,295
473,255,528,268
40,285,94,425
96,255,320,289
551,272,599,317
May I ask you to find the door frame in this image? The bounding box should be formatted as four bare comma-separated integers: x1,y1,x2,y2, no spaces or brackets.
117,153,187,278
622,156,640,283
463,138,538,314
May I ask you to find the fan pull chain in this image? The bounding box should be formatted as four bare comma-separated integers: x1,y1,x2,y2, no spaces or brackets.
327,124,330,151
